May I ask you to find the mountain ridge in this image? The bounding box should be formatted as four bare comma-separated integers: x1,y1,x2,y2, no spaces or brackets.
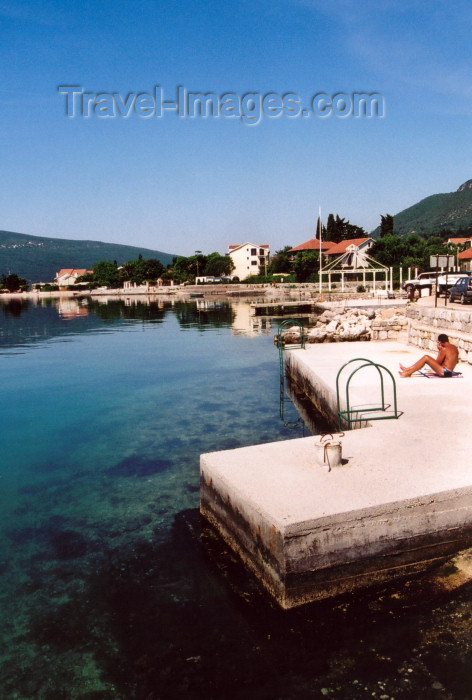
0,229,178,283
371,179,472,237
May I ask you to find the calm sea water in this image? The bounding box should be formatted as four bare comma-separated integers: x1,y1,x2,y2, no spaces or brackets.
1,296,472,700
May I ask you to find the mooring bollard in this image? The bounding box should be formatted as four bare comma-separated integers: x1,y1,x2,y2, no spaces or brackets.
314,433,344,471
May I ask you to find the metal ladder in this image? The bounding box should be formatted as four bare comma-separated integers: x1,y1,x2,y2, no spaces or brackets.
277,319,305,429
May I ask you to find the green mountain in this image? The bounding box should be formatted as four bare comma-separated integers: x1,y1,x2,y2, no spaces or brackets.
371,180,472,237
0,230,178,283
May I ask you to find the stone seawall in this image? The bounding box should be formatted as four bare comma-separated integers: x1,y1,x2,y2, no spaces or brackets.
407,305,472,364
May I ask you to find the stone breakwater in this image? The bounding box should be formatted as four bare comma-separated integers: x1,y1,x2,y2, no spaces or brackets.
275,306,408,344
406,304,472,363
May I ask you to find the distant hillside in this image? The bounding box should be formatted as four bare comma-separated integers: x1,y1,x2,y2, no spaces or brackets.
0,230,178,283
371,180,472,237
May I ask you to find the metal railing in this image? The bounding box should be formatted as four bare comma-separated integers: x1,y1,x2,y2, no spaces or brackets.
276,319,305,350
277,319,305,429
336,357,402,430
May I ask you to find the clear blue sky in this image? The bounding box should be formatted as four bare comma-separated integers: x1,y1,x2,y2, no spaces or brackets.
1,0,470,256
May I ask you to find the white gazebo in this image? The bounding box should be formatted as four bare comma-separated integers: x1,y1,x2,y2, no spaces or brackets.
320,243,392,292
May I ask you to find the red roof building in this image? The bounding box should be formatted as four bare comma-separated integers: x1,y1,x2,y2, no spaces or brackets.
55,268,92,286
288,238,333,253
447,238,472,247
289,237,373,257
458,248,472,271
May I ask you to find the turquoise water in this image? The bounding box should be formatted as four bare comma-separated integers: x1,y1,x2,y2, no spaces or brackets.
1,296,472,699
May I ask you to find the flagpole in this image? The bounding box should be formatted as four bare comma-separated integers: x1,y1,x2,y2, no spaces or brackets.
318,206,323,301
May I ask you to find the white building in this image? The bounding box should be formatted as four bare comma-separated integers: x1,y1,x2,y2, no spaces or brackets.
228,243,270,280
55,268,91,287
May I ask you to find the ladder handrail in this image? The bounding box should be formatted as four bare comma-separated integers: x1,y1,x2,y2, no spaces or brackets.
336,357,401,430
277,319,305,350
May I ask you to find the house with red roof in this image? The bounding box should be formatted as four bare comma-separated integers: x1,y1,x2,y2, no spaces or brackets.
447,237,472,248
55,268,92,288
288,237,374,263
288,238,334,254
458,248,472,271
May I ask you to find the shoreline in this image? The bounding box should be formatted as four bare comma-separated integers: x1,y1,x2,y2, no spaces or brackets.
0,282,408,305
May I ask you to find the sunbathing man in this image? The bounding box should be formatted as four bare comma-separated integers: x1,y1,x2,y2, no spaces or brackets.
399,333,458,378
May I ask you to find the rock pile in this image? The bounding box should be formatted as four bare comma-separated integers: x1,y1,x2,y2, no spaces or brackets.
276,307,408,345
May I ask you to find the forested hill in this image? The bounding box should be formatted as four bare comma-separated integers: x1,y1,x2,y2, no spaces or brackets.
371,180,472,237
0,230,177,283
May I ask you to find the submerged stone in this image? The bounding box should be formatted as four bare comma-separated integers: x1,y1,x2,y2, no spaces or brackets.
109,454,173,477
49,529,89,560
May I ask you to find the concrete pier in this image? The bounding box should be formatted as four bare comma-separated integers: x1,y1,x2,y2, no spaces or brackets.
200,341,472,608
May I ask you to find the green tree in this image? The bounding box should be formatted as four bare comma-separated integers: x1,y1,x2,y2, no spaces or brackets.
293,251,319,282
369,234,408,266
370,231,458,272
267,246,293,274
204,253,234,277
78,260,121,288
119,258,164,285
0,273,28,292
172,256,192,282
172,254,208,282
324,214,366,242
344,221,367,239
325,214,336,242
380,214,394,237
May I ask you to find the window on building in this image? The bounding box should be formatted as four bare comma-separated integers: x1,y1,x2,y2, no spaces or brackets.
251,248,257,255
259,248,265,255
251,260,258,265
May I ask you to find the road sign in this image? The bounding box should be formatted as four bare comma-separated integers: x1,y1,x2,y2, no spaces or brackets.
430,255,455,268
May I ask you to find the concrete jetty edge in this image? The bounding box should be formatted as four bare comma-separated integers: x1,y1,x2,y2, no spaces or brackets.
200,340,472,608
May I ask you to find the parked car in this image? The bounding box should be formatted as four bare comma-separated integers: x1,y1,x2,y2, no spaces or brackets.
402,272,438,293
448,276,472,304
403,271,469,295
437,272,470,295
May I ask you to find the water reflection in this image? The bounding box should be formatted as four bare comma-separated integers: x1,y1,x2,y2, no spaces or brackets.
0,296,275,349
57,298,89,320
1,298,30,317
174,300,235,329
87,298,168,323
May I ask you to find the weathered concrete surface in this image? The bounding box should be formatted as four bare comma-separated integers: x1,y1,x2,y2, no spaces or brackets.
200,341,472,608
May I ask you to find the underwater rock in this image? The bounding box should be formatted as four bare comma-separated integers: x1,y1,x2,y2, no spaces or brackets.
109,454,173,477
49,529,89,560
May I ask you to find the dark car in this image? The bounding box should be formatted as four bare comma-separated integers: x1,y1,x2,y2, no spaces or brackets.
449,276,472,304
